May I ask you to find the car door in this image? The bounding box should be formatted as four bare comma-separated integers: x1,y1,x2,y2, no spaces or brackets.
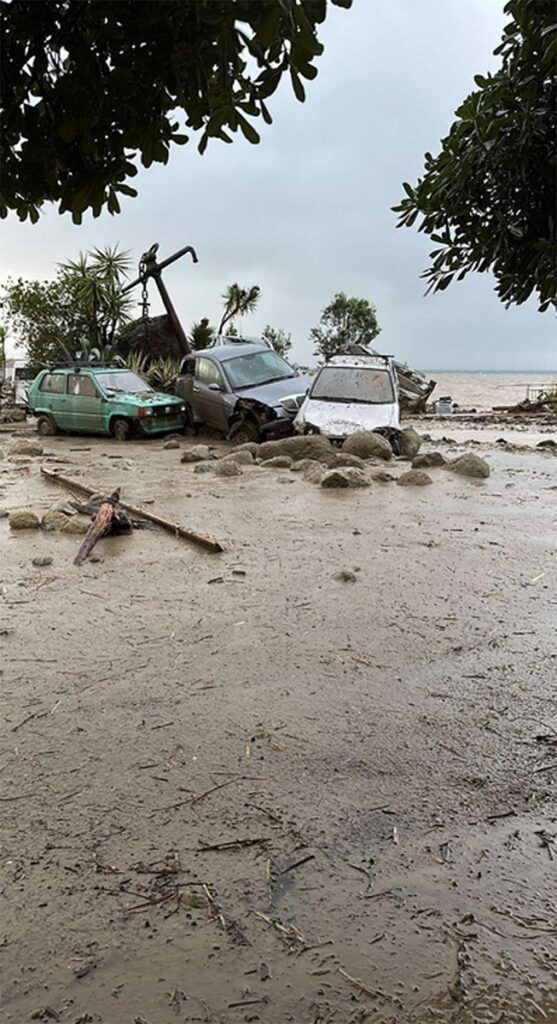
37,372,70,427
66,373,106,434
192,357,230,430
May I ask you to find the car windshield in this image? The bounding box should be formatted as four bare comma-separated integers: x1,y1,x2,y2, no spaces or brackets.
222,351,296,390
95,371,153,395
311,367,395,404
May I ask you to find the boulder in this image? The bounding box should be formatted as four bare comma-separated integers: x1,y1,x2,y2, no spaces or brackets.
221,450,254,465
397,470,433,487
41,510,71,531
262,455,293,469
447,454,490,479
257,434,334,464
398,427,422,459
9,441,43,457
302,461,326,484
0,508,8,519
32,556,53,567
371,469,396,482
181,444,214,463
215,460,243,478
235,442,260,456
163,439,181,450
320,467,370,489
412,451,447,468
327,452,366,469
341,431,392,461
9,510,40,530
290,458,321,473
61,517,91,535
193,463,214,474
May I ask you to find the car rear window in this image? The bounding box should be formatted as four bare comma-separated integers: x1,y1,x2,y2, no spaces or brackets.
311,367,395,404
68,374,98,397
39,373,66,394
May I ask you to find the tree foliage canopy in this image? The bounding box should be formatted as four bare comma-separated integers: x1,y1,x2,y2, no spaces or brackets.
1,0,351,223
261,324,292,358
394,0,556,311
1,247,132,372
310,292,381,361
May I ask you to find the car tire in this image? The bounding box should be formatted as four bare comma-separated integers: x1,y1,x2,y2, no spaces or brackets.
36,414,58,437
112,417,131,442
228,417,260,445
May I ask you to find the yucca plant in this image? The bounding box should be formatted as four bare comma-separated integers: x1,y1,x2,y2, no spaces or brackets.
148,356,181,393
125,351,151,379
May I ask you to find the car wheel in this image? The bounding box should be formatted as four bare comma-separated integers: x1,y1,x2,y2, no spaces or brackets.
228,417,260,445
112,417,131,442
37,414,58,437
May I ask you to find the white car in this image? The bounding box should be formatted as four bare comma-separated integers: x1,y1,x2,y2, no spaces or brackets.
294,353,400,447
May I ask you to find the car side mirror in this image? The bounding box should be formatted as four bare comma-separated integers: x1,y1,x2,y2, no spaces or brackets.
208,382,222,392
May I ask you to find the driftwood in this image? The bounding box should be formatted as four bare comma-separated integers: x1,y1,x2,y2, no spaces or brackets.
74,489,132,565
40,467,224,553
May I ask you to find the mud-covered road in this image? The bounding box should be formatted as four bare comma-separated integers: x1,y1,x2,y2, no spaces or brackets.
1,423,556,1024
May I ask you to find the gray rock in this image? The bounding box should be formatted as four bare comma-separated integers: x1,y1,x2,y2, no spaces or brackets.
262,455,293,468
41,510,70,531
181,444,215,463
257,434,334,464
221,450,254,465
163,439,181,450
32,556,53,567
0,507,8,518
235,442,260,456
214,460,243,478
9,510,40,529
320,467,370,488
61,517,90,534
341,431,392,461
290,458,321,473
398,427,422,459
412,451,447,468
193,463,214,474
302,461,326,483
371,469,396,482
447,454,490,479
397,469,433,487
9,441,43,457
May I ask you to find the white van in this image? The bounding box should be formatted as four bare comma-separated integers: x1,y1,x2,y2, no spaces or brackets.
294,353,400,445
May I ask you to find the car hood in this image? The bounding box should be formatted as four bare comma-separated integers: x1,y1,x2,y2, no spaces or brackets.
234,376,310,407
294,398,400,436
105,391,183,406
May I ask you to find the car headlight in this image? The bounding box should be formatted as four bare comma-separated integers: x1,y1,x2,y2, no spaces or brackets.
280,394,304,414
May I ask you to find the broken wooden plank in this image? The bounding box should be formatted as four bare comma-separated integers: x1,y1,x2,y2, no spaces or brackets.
74,489,132,565
40,466,224,553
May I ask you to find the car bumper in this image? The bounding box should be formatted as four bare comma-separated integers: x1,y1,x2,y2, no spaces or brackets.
138,413,186,435
259,415,295,439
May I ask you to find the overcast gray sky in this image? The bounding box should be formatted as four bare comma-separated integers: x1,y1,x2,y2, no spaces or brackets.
2,0,555,370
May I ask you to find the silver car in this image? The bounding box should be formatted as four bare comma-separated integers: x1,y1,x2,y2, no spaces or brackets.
176,343,309,444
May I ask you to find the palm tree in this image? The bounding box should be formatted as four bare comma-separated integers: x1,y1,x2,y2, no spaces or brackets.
217,283,260,336
189,318,216,350
59,246,133,349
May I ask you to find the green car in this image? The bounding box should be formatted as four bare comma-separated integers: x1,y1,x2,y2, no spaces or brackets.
28,366,187,441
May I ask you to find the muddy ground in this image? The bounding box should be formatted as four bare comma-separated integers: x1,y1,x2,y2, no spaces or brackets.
1,420,556,1024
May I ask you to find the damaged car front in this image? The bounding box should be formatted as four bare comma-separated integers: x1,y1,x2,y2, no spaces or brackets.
294,354,401,448
176,343,309,444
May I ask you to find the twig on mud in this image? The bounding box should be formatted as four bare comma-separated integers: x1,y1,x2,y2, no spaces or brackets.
228,998,268,1009
0,792,37,802
338,967,391,1001
253,910,305,950
199,837,269,852
11,711,40,732
164,776,253,810
203,883,249,944
486,808,517,822
534,761,557,773
280,853,315,875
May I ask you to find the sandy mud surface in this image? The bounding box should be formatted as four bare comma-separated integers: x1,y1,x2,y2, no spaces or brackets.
1,422,556,1024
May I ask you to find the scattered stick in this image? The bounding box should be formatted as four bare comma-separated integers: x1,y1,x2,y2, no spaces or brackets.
41,466,224,553
280,853,315,875
253,910,305,949
338,967,389,1000
486,808,516,821
534,761,557,773
199,837,269,852
11,712,37,732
